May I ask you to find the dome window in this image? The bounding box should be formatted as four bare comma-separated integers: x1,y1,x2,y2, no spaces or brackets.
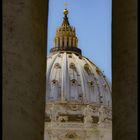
100,95,103,98
54,63,61,69
88,81,94,86
69,63,76,70
79,94,82,97
69,54,72,58
96,68,100,75
58,54,61,57
84,64,91,75
77,74,80,76
71,79,77,85
100,96,103,104
78,94,83,100
75,53,79,56
51,80,58,85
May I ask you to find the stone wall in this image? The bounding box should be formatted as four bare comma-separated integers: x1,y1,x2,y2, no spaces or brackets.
3,0,48,140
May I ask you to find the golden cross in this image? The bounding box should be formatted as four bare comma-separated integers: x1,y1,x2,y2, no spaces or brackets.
64,2,68,8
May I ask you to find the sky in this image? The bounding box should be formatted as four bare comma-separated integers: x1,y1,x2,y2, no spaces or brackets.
47,0,112,82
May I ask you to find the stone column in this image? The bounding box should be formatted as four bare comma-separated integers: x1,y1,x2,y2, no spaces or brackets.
64,36,67,47
3,0,48,140
73,37,76,47
60,37,63,47
69,37,72,47
112,0,137,140
55,37,59,47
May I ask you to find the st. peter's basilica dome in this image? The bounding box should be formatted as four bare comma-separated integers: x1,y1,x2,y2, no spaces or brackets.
46,9,112,107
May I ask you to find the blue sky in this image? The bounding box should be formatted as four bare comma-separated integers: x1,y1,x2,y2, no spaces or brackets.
47,0,112,82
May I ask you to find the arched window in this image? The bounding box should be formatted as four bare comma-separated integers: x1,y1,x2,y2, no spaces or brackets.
69,63,76,71
71,79,77,86
84,64,91,75
96,68,100,75
54,63,61,69
88,80,94,86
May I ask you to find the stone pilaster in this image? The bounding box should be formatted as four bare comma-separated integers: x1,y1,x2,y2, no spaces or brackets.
3,0,48,140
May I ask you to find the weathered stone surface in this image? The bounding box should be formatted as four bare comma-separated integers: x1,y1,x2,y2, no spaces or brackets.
3,0,48,140
112,0,137,140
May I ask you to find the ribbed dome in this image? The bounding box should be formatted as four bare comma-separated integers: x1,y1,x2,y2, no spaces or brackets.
46,51,112,107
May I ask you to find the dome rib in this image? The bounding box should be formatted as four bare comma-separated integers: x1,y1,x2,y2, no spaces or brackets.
47,54,59,79
84,58,112,106
61,52,67,101
72,54,87,102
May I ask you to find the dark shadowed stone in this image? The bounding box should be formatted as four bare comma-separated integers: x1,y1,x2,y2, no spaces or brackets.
3,0,48,140
112,0,137,140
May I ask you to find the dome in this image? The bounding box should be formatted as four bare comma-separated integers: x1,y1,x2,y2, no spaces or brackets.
46,8,112,107
47,51,111,107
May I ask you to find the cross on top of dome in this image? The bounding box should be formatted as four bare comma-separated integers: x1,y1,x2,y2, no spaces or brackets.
64,2,68,8
62,8,70,26
64,3,68,16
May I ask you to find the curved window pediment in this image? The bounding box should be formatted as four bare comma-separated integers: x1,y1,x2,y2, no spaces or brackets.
84,64,92,75
69,63,76,70
54,63,61,69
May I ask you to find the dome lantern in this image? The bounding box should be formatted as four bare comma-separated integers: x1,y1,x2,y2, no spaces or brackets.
50,9,82,55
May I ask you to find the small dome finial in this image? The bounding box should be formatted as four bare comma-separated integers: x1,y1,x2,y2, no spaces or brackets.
64,9,68,16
